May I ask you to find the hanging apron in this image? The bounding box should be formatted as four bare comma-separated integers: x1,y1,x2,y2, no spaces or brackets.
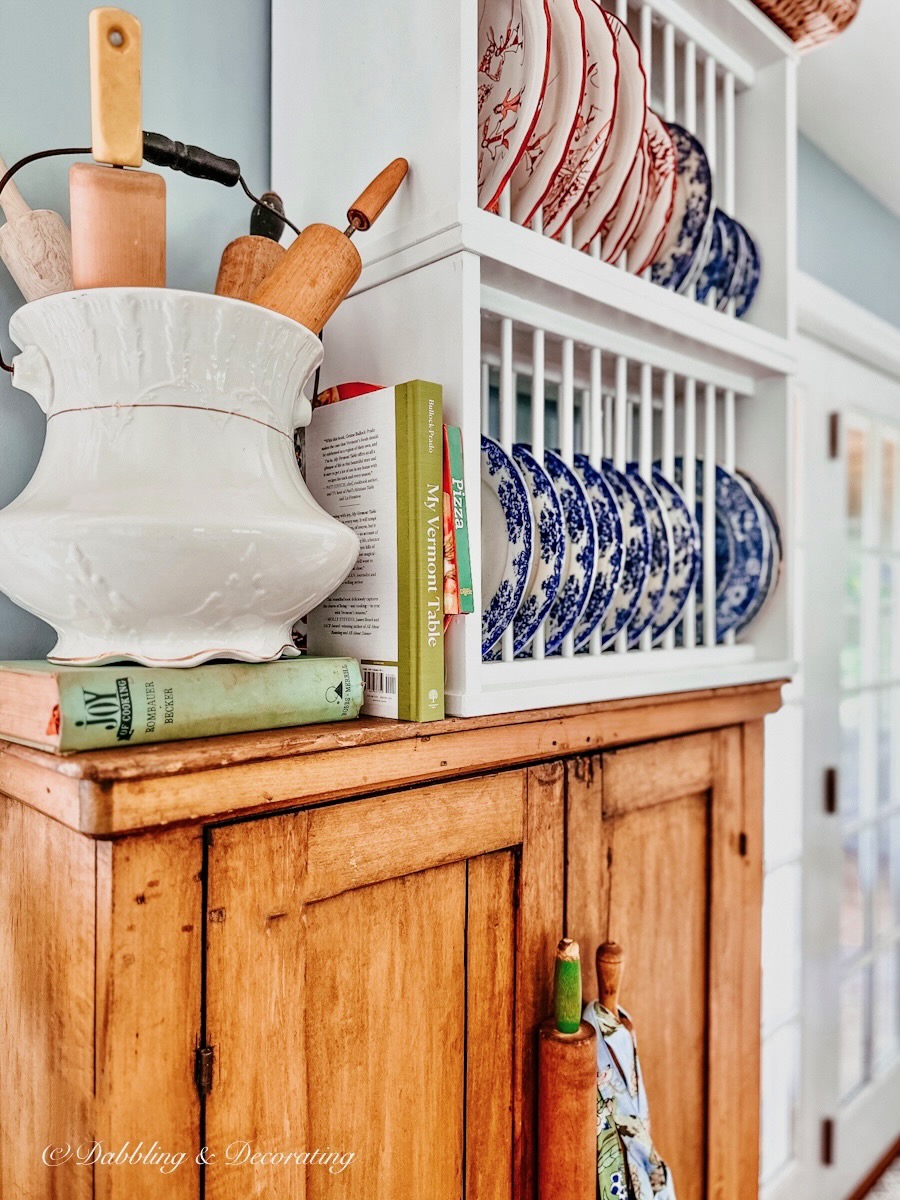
583,1001,677,1200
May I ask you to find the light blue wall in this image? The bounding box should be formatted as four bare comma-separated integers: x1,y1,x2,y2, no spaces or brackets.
0,0,271,657
798,134,900,329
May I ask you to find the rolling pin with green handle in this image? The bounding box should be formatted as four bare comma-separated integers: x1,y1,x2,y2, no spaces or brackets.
538,939,597,1200
0,154,74,301
250,158,408,333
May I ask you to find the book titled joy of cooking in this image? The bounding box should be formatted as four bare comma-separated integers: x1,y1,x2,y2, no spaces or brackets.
304,381,444,721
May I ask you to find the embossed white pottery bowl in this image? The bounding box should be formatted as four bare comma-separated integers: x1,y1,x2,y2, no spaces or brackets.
0,289,359,666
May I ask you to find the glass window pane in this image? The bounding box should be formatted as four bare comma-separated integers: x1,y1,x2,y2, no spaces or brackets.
878,690,893,810
841,829,872,961
840,696,861,820
762,865,803,1030
846,423,868,539
879,563,893,681
760,1023,800,1183
842,554,862,690
881,437,896,549
875,817,899,938
764,706,803,866
873,947,898,1073
840,968,869,1099
861,555,882,686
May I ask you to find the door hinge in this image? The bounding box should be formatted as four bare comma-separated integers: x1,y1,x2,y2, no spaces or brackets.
828,412,841,459
195,1045,214,1098
738,832,748,857
824,766,838,815
821,1117,835,1165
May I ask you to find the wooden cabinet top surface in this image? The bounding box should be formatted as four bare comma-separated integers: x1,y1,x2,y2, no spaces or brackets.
0,680,783,838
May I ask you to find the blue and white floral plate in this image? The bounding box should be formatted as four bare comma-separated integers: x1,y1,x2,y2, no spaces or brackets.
696,209,733,305
650,124,713,293
481,435,533,657
730,218,761,319
599,460,651,648
544,450,597,655
675,457,771,641
511,443,566,655
572,454,624,649
650,465,701,641
625,464,672,646
735,469,781,633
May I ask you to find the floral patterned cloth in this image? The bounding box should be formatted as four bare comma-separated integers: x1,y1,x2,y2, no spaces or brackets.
583,1001,676,1200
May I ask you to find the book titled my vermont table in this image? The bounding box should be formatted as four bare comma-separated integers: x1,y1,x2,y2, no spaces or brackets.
304,380,444,721
0,658,364,753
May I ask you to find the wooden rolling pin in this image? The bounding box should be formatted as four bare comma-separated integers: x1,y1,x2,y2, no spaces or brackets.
69,7,166,288
215,192,286,301
597,941,625,1015
250,157,408,332
538,939,597,1200
0,155,74,301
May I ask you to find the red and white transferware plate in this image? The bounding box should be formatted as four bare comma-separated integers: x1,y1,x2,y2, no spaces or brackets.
510,0,587,227
478,0,552,211
541,0,618,238
571,10,645,251
598,131,649,263
625,110,676,273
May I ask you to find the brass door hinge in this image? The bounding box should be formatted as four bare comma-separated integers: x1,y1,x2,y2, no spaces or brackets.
195,1045,214,1098
821,1117,835,1165
824,767,838,815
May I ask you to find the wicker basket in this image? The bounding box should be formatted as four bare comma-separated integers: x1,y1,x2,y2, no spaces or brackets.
752,0,860,49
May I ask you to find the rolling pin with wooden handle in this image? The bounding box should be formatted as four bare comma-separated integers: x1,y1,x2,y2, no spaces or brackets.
69,7,166,288
538,939,597,1200
0,156,74,301
215,192,286,301
597,941,625,1016
250,158,408,332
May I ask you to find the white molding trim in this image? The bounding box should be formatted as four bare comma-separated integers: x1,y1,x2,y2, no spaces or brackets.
797,272,900,382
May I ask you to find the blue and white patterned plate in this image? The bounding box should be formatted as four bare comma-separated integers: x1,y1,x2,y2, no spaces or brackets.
735,470,781,633
696,209,737,306
481,435,533,657
625,464,673,646
731,218,761,319
512,443,566,655
678,203,715,296
675,457,771,641
651,124,713,292
572,454,624,650
650,465,701,642
599,460,650,648
544,450,597,655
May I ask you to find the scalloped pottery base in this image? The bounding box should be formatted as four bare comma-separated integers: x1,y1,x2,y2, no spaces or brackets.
48,634,301,668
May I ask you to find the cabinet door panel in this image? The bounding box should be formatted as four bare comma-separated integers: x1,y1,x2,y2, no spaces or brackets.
306,865,466,1200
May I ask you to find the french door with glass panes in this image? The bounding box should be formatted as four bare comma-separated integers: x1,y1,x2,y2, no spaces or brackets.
795,291,900,1200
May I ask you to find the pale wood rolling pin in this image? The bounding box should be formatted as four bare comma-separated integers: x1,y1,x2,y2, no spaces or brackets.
0,155,74,301
250,158,408,332
597,940,625,1016
69,7,166,288
538,938,597,1200
215,192,286,301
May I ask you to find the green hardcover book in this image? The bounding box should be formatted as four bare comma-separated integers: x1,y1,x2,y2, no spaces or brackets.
0,658,364,754
304,380,444,721
445,424,474,615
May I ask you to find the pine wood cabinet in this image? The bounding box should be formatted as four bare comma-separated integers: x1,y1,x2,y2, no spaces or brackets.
0,683,779,1199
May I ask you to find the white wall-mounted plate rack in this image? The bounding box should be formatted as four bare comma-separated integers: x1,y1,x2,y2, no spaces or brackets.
273,0,798,715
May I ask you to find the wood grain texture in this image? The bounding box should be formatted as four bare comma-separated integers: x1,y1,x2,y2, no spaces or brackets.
94,826,203,1200
537,1021,597,1200
58,683,783,836
251,223,360,333
215,236,285,301
603,778,710,1200
514,763,565,1200
303,772,524,901
564,755,607,995
205,813,309,1200
0,797,95,1200
738,721,765,1197
305,865,466,1200
69,163,165,289
466,851,516,1200
601,731,714,816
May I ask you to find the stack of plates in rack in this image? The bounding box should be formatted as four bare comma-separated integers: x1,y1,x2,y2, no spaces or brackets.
476,0,762,317
480,439,780,660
